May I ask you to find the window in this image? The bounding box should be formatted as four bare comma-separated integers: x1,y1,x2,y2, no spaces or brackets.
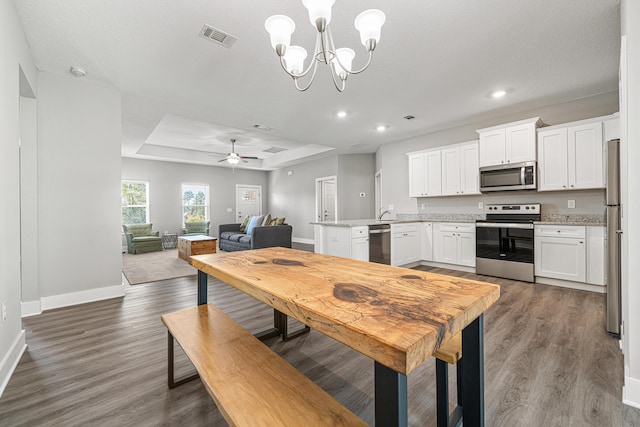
121,180,149,224
182,183,209,224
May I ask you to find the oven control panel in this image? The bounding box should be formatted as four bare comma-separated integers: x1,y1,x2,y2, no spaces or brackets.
485,204,540,214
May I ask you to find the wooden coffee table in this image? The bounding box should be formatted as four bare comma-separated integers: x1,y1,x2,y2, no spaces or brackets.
177,235,217,261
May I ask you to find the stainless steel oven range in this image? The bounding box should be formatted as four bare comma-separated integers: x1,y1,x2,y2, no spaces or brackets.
475,203,540,282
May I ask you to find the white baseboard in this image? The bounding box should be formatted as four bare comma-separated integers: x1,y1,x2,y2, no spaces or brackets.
535,277,606,293
292,237,315,245
624,375,640,409
41,285,125,311
0,330,26,398
21,300,42,318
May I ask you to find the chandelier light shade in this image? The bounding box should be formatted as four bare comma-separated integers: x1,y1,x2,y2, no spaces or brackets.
264,0,385,92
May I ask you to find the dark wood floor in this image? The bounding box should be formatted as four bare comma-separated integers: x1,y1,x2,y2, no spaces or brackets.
2,255,639,426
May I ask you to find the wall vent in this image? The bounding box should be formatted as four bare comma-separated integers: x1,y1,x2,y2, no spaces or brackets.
403,115,416,120
263,146,287,154
199,25,237,48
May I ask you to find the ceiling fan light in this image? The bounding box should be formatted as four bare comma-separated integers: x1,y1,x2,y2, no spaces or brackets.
227,156,240,165
354,9,385,47
265,15,296,52
302,0,335,28
284,46,308,75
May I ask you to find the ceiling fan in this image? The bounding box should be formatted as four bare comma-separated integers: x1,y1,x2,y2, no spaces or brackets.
214,138,259,165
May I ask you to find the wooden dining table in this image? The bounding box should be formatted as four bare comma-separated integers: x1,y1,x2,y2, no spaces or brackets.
189,247,500,427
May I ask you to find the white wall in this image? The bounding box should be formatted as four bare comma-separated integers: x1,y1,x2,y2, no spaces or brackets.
121,158,269,236
376,92,619,218
37,72,124,307
0,0,37,397
621,0,640,409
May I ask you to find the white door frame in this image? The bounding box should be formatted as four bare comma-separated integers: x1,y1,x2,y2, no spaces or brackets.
315,175,338,222
235,184,262,222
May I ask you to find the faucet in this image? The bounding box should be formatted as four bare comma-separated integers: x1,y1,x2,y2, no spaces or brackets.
379,210,391,220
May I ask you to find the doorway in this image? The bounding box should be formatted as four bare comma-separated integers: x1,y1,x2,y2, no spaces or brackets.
315,176,337,222
235,185,262,222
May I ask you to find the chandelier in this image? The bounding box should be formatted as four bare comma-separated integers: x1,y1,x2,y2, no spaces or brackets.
264,0,385,92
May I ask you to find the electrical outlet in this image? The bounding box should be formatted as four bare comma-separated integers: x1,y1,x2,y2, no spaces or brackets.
478,202,484,209
568,200,576,209
389,204,394,211
421,203,426,209
2,301,6,323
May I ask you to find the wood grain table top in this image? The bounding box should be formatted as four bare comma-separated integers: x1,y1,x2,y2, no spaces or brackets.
190,247,500,375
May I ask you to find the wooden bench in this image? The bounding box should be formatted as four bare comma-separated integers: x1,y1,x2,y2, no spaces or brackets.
434,332,463,427
161,304,367,427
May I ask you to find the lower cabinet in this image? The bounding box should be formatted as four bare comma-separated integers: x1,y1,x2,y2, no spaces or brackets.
391,223,419,266
419,222,433,261
433,222,476,267
321,225,369,261
534,225,605,286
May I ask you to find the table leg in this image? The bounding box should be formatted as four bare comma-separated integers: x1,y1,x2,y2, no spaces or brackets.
197,270,208,306
461,314,485,427
374,361,408,427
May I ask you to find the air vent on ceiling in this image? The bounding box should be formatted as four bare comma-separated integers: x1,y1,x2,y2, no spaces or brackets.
263,146,287,154
403,115,416,120
253,124,273,131
199,25,237,48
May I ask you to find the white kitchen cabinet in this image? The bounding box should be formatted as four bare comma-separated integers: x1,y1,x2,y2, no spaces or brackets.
535,225,586,282
433,222,476,267
320,225,369,261
408,150,442,197
586,226,605,286
350,226,369,262
538,117,608,191
391,223,419,266
477,117,541,167
441,141,480,196
419,222,433,261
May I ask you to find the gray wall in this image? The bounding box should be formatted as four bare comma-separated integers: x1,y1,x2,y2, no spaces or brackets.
337,154,376,221
376,92,619,218
268,156,338,241
121,158,269,237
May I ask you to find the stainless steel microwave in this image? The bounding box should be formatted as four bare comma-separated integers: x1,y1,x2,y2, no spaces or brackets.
479,161,537,192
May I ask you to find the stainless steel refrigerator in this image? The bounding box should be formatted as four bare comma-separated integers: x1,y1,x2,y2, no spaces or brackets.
606,138,622,338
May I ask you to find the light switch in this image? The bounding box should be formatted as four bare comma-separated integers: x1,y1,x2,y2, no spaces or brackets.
227,208,233,213
478,202,484,209
568,200,575,209
389,204,394,211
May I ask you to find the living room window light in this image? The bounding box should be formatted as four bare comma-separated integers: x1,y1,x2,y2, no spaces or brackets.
182,183,210,225
121,180,149,224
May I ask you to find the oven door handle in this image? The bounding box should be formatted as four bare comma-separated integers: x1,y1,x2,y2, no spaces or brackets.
476,222,534,229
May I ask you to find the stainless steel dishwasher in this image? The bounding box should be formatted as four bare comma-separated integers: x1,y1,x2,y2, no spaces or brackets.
369,224,391,264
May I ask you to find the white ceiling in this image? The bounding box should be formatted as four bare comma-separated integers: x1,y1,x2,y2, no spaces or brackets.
13,0,621,170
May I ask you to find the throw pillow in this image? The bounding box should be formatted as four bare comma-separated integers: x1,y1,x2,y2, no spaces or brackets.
245,215,265,235
276,217,286,225
261,214,272,226
268,217,278,226
239,215,250,232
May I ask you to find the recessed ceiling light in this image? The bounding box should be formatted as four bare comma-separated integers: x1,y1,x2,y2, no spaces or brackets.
336,111,348,118
69,66,87,77
376,125,387,132
491,90,507,98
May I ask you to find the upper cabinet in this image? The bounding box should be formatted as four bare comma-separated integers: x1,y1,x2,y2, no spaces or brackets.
441,142,480,196
408,150,441,197
537,115,617,191
408,141,479,198
476,117,542,167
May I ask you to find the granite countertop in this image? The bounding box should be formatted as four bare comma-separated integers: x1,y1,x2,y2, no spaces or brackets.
311,214,480,227
535,214,606,226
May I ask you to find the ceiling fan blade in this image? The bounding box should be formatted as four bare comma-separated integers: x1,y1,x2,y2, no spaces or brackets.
217,158,229,163
240,156,259,160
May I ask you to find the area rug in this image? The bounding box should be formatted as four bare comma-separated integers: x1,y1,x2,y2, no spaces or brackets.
122,249,197,285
